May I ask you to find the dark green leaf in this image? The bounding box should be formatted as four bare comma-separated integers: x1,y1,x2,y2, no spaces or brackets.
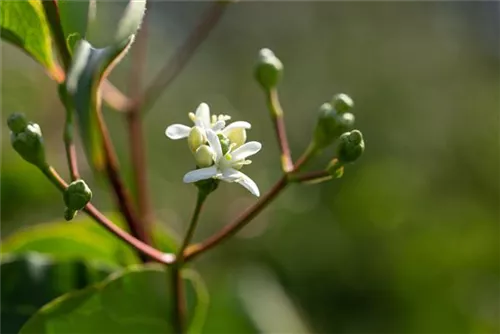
20,265,208,334
65,0,146,171
0,0,59,78
1,253,114,334
1,213,139,267
57,0,92,53
1,214,179,267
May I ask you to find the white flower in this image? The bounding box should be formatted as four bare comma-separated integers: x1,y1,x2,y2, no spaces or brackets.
183,129,262,197
165,103,251,142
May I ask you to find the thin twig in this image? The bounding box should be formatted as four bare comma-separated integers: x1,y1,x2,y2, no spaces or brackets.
127,20,153,225
184,176,288,262
95,100,152,261
41,166,175,264
290,170,331,184
136,1,229,114
179,191,207,258
267,88,293,172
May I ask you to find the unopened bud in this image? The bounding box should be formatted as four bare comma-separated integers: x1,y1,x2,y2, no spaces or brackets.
188,127,205,152
226,127,247,148
332,93,354,113
255,48,283,90
337,130,365,163
9,115,47,168
313,100,356,150
63,180,92,221
194,145,214,168
7,113,29,134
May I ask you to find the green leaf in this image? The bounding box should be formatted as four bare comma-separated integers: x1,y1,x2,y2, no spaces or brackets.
20,265,208,334
0,0,60,79
1,213,139,267
65,0,146,171
57,0,92,53
1,253,114,334
1,214,179,267
184,270,209,334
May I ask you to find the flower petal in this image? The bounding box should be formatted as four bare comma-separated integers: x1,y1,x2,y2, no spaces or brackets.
230,141,262,161
183,166,218,183
195,103,211,129
221,169,260,196
206,129,223,160
165,124,191,139
211,120,226,132
222,121,251,134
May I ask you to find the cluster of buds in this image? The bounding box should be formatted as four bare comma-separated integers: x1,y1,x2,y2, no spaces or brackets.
7,113,92,221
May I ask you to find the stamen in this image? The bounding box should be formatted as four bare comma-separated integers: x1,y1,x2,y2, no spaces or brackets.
188,112,196,122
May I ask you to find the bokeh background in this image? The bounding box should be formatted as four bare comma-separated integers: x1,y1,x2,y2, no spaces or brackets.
2,1,499,333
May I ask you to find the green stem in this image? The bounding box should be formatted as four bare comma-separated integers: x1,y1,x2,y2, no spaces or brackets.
266,88,293,172
179,191,207,258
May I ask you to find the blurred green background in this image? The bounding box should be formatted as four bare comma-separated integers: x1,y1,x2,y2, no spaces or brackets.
2,1,499,333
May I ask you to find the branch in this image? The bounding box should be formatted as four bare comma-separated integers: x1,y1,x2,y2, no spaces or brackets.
266,88,293,172
41,166,174,264
136,1,229,114
127,19,153,226
183,176,288,262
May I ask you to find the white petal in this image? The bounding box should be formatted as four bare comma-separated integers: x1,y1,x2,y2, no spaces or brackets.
221,169,260,197
211,120,226,132
231,141,262,161
206,129,223,160
195,103,211,129
183,166,218,183
222,121,251,134
165,124,191,139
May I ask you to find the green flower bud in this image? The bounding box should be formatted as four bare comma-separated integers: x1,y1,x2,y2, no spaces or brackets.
226,127,247,148
194,145,214,168
332,93,354,113
337,130,365,163
10,120,47,168
63,180,92,221
217,133,231,155
313,101,356,150
7,113,29,134
188,127,205,152
255,48,283,90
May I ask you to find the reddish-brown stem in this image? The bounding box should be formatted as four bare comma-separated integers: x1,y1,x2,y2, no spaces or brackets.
41,0,71,71
138,1,229,114
267,89,293,172
96,103,152,261
127,20,153,225
41,166,174,264
171,266,186,333
183,176,288,262
65,143,80,181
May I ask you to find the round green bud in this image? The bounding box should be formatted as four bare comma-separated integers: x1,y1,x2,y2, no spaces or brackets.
7,113,29,134
64,208,77,221
194,145,214,168
10,123,47,167
332,93,354,113
337,130,365,163
64,180,92,214
226,127,247,148
255,48,283,90
217,133,231,156
188,127,205,152
313,101,356,150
